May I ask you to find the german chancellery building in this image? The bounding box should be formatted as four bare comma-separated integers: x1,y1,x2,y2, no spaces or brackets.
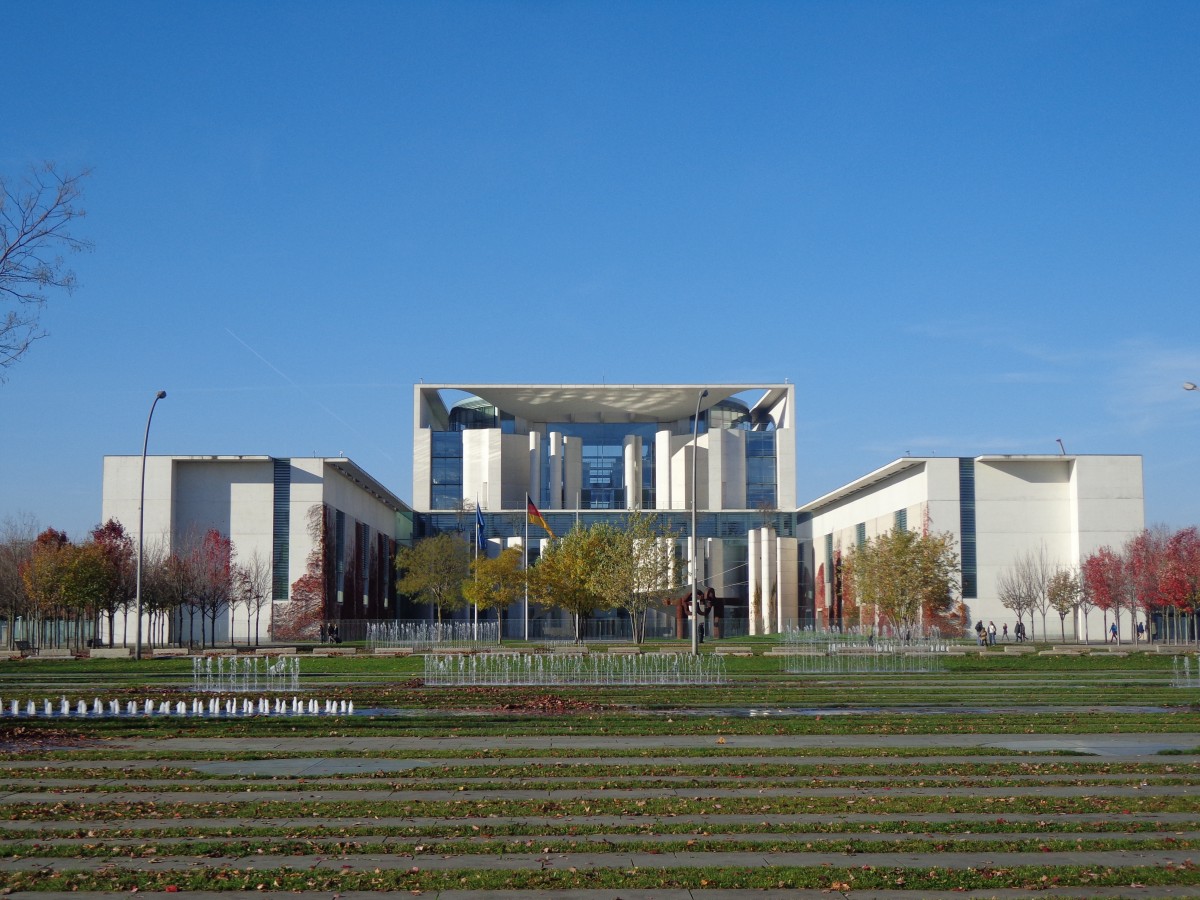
100,383,1146,643
412,383,802,638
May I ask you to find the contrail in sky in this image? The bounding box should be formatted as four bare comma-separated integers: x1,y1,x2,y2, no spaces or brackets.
226,329,394,461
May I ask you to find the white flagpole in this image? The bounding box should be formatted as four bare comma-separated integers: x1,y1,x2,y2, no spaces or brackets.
472,502,479,642
524,492,530,643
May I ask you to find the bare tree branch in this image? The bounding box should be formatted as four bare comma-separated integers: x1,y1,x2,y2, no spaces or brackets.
0,162,92,375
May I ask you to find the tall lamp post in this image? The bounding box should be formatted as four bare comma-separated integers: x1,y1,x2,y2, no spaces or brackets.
690,388,708,655
134,390,167,661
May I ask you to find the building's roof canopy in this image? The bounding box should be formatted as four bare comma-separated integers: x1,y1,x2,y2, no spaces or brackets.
420,384,790,424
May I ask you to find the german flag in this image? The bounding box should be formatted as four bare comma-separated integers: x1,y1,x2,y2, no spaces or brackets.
527,497,555,538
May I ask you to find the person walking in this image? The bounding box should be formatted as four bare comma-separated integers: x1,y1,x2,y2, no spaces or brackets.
1002,623,1009,642
987,622,997,645
1109,621,1118,644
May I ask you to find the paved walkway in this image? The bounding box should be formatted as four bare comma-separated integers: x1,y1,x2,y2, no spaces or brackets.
2,729,1198,896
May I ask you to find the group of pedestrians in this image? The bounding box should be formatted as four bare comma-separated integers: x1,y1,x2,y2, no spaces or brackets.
976,619,1026,645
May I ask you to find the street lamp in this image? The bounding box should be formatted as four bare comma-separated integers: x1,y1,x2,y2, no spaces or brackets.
690,388,708,655
134,390,167,661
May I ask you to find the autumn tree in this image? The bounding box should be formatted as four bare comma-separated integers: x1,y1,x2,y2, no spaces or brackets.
0,514,37,647
234,549,273,646
841,526,960,635
1159,527,1200,643
463,547,524,641
1081,545,1130,643
395,532,471,623
1,163,91,376
191,530,234,647
276,505,327,642
997,565,1036,638
90,519,134,646
589,511,681,644
528,524,608,642
1047,568,1082,642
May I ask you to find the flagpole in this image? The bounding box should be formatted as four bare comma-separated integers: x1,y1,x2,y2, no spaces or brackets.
524,492,530,643
472,504,478,642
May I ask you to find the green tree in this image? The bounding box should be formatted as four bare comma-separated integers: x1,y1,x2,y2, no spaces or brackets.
842,526,960,635
528,525,608,642
463,547,525,642
395,532,470,623
590,510,680,644
1047,567,1082,642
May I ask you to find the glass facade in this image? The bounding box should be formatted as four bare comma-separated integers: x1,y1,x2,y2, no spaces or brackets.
430,431,463,510
271,458,290,601
958,457,977,599
745,431,777,508
541,422,659,510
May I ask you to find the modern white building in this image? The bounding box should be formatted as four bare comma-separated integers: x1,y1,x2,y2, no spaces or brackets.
412,384,802,637
800,454,1145,639
95,387,1149,645
101,455,412,644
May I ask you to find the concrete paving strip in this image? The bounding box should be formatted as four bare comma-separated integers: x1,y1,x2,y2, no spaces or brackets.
0,848,1197,872
10,892,1200,900
3,829,1198,849
3,811,1197,832
106,732,1200,757
6,772,1195,789
9,752,1200,776
1,783,1195,804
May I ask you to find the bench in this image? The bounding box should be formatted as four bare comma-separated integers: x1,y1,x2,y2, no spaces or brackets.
255,646,297,656
373,647,414,656
150,646,190,657
608,646,641,655
202,648,238,656
14,640,36,656
88,647,131,659
38,648,75,659
311,646,357,656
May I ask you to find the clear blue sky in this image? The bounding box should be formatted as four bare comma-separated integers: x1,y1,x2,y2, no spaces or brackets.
3,1,1198,540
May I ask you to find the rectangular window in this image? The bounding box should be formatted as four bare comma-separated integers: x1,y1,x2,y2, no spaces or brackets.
894,508,907,531
745,432,777,508
959,458,977,599
430,432,463,510
334,510,346,604
271,459,290,601
855,522,866,548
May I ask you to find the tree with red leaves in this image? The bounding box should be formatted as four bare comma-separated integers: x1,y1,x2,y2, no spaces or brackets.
1160,527,1200,643
1126,526,1171,642
1082,546,1131,643
194,529,234,648
90,519,134,647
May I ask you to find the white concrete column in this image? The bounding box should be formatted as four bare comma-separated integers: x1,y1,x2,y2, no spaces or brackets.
776,536,799,632
564,436,582,510
623,435,642,510
528,432,542,508
548,432,564,509
760,527,777,635
706,538,727,597
654,429,672,510
748,528,762,636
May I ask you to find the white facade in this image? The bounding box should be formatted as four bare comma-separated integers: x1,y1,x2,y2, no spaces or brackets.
413,384,800,635
101,456,409,644
801,455,1145,640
